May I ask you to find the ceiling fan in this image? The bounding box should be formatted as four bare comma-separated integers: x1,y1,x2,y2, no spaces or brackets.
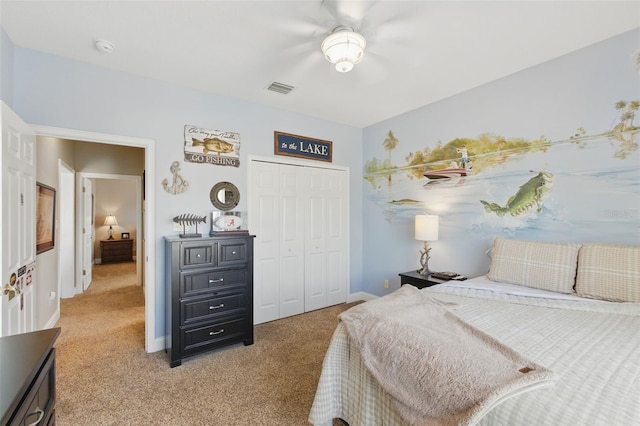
271,0,430,81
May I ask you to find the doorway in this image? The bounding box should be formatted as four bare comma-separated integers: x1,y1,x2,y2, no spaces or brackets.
79,173,143,290
34,125,159,353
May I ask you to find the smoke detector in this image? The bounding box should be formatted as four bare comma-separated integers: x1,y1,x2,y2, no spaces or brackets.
94,39,115,54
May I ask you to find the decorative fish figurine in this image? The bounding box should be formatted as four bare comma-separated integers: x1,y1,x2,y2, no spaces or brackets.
480,171,554,217
173,214,207,238
191,137,235,156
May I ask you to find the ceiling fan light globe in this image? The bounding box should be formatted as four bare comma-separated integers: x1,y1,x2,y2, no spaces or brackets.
321,28,366,72
335,60,354,73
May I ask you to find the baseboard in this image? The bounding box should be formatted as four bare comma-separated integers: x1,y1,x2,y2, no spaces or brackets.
43,309,60,330
348,291,377,303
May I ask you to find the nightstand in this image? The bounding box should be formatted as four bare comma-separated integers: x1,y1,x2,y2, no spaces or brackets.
398,270,448,289
100,239,134,263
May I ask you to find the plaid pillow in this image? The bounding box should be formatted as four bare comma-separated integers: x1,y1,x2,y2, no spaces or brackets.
575,243,640,302
487,238,581,294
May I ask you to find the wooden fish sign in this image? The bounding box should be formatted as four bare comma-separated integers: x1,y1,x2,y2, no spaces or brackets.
184,125,240,167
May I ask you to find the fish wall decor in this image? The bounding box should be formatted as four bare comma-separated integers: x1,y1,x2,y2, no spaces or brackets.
184,124,241,167
173,214,207,238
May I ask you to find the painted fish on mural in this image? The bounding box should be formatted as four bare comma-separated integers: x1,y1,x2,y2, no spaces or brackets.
192,137,235,155
480,170,554,217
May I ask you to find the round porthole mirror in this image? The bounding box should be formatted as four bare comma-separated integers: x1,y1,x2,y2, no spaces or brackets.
210,181,240,211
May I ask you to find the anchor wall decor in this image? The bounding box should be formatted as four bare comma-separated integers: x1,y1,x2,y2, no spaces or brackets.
162,161,189,195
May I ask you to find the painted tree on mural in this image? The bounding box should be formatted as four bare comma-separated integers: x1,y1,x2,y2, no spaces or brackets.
382,130,399,183
613,100,639,131
610,100,640,159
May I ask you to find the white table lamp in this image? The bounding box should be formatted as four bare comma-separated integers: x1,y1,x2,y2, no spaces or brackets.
415,214,439,276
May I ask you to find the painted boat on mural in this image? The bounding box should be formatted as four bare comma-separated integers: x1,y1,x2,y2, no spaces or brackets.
423,167,470,180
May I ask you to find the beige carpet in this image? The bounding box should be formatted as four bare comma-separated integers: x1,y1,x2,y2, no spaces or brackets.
54,262,356,425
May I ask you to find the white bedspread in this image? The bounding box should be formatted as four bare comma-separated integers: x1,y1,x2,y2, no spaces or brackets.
309,279,640,425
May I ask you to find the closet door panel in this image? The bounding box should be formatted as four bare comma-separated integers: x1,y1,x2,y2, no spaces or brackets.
279,190,304,318
251,159,349,321
304,250,327,312
325,185,348,306
252,163,280,324
305,188,327,311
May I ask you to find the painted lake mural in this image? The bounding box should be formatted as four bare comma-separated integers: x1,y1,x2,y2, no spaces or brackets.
364,101,640,245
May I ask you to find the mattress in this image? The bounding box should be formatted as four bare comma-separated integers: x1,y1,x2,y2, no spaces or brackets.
309,277,640,425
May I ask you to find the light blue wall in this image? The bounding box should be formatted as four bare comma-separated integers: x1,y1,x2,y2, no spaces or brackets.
7,25,639,329
11,46,363,337
362,29,640,296
1,27,14,106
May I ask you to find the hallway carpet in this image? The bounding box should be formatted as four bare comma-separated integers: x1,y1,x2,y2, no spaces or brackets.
54,262,355,425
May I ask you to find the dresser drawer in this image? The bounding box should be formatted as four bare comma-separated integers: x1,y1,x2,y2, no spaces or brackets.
181,293,247,325
218,240,247,266
180,268,246,297
180,242,216,268
181,317,248,354
10,349,56,426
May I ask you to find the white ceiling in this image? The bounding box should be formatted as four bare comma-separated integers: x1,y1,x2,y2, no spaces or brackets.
2,1,639,128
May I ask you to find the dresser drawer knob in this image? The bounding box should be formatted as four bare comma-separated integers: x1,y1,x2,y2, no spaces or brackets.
196,254,201,258
209,278,224,283
232,251,237,255
209,329,224,336
209,304,224,310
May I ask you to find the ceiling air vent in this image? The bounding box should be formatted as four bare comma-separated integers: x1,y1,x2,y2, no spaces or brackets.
267,82,294,94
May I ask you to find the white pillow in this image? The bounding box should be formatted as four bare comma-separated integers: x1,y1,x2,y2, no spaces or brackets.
575,243,640,302
487,238,581,294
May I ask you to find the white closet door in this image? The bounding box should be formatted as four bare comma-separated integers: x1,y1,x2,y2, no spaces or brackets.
278,165,305,319
324,170,349,306
304,169,328,311
251,162,304,324
304,167,348,311
251,159,348,322
252,161,280,324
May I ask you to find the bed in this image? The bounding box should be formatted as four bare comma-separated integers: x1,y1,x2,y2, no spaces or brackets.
309,239,640,425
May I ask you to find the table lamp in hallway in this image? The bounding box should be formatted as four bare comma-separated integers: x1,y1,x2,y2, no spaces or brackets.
104,214,118,240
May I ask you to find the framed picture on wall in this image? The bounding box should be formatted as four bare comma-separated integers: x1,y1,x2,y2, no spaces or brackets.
36,182,56,254
121,232,130,239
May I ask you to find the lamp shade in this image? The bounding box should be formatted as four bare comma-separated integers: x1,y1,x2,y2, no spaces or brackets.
104,214,118,226
321,27,366,73
415,214,439,241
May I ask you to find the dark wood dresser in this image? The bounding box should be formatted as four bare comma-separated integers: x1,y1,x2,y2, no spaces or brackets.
101,239,133,263
165,235,255,367
0,327,61,426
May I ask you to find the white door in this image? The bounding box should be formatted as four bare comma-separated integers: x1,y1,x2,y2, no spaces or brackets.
278,165,305,318
1,102,37,336
304,169,328,311
304,167,349,311
250,159,348,323
324,170,349,306
251,161,305,324
82,177,93,291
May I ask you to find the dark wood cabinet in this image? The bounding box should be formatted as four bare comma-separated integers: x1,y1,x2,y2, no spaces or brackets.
165,235,255,367
398,270,448,289
101,239,133,263
0,328,60,426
